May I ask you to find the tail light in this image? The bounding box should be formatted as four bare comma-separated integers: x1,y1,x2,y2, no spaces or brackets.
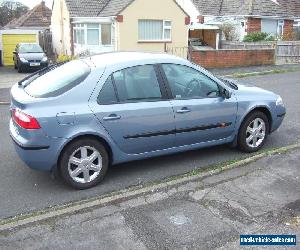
12,109,41,129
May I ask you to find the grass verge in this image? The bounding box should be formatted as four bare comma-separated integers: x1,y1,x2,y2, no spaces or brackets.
228,68,300,78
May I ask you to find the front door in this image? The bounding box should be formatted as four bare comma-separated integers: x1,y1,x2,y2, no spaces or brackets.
160,63,237,146
90,64,176,154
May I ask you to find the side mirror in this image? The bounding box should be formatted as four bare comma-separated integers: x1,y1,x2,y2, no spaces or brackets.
222,88,232,99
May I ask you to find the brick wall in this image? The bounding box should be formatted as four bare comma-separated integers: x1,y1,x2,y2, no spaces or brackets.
247,18,261,33
191,49,275,69
283,20,294,40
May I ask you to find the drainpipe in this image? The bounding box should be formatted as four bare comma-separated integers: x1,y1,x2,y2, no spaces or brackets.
60,0,65,54
70,19,74,56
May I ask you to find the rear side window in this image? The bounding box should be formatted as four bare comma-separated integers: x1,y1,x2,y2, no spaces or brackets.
24,60,90,98
97,76,118,105
113,65,162,102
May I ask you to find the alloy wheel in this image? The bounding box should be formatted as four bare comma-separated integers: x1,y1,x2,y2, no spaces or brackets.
68,146,103,184
245,118,266,148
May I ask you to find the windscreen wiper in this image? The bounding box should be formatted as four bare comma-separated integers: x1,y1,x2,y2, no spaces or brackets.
18,62,67,87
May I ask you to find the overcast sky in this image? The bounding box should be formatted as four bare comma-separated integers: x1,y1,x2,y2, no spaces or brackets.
16,0,53,9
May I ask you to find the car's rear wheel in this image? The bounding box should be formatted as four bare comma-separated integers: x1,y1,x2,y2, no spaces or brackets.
59,138,109,189
238,111,269,153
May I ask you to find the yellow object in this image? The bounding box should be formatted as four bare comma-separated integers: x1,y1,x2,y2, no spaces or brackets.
2,34,37,66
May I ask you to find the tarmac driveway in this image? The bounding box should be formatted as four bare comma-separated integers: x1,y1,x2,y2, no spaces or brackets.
0,67,30,89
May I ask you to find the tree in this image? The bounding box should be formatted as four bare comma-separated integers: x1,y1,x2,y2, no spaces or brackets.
219,22,239,41
0,0,29,27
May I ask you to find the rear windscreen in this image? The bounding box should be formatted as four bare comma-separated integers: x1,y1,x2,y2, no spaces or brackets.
24,60,91,98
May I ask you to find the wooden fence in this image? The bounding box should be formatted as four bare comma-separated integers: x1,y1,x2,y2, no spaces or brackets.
38,29,55,61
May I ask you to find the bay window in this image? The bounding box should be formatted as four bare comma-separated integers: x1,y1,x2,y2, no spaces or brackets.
138,20,172,41
73,23,112,46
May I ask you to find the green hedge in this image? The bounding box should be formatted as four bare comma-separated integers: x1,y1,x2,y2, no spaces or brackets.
243,32,275,42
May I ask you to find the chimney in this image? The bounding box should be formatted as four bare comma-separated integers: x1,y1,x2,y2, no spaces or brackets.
41,1,46,17
197,15,204,24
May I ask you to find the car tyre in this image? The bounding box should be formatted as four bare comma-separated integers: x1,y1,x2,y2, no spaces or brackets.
237,111,269,153
17,64,23,73
59,138,109,189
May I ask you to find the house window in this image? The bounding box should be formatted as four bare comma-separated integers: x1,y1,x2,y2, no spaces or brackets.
277,20,284,37
102,24,112,45
87,23,100,45
138,20,172,41
74,24,85,45
73,23,112,46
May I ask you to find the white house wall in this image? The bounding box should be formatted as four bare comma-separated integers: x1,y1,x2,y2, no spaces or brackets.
51,0,71,55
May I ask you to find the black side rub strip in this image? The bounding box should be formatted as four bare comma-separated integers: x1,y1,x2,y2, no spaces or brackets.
277,113,286,118
124,122,232,139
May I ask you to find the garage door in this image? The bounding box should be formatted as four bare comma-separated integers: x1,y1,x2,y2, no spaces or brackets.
2,34,37,66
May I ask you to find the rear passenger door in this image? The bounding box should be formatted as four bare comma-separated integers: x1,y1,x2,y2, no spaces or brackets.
90,64,176,154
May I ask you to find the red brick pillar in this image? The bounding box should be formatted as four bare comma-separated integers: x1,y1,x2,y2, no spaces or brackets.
246,18,261,33
283,20,294,40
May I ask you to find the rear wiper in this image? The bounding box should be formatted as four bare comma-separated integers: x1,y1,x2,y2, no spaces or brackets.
18,62,67,88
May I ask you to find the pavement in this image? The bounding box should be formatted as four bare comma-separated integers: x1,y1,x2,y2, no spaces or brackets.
0,71,300,221
1,146,299,249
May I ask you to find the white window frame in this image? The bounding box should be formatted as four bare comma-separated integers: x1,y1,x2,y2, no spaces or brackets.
138,19,172,42
277,20,284,37
73,24,85,45
73,23,113,46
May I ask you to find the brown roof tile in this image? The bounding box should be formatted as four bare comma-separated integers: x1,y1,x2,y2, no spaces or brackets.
5,1,51,29
192,0,300,18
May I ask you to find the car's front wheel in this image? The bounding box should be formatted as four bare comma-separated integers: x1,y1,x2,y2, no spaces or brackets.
59,138,109,189
17,63,23,73
238,111,269,153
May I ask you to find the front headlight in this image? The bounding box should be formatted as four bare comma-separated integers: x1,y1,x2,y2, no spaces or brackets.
276,96,284,106
19,57,28,63
41,56,48,62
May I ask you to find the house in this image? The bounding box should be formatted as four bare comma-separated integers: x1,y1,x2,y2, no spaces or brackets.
0,1,51,66
182,0,300,41
51,0,190,56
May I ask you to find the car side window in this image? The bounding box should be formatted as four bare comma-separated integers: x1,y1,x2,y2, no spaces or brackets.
162,64,220,99
112,65,162,102
97,76,118,105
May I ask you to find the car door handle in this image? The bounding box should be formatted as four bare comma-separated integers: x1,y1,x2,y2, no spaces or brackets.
103,114,121,121
176,108,191,114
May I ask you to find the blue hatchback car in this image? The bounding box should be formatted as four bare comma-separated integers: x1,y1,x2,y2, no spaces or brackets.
10,52,286,189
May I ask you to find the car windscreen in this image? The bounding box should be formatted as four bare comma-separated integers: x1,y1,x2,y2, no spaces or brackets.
24,60,91,98
19,44,44,53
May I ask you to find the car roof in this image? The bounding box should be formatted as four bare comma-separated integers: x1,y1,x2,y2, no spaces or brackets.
88,51,187,68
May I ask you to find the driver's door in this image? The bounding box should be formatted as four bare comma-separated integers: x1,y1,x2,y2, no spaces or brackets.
160,64,237,146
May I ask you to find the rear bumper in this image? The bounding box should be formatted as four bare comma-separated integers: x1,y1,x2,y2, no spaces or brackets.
9,119,64,171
